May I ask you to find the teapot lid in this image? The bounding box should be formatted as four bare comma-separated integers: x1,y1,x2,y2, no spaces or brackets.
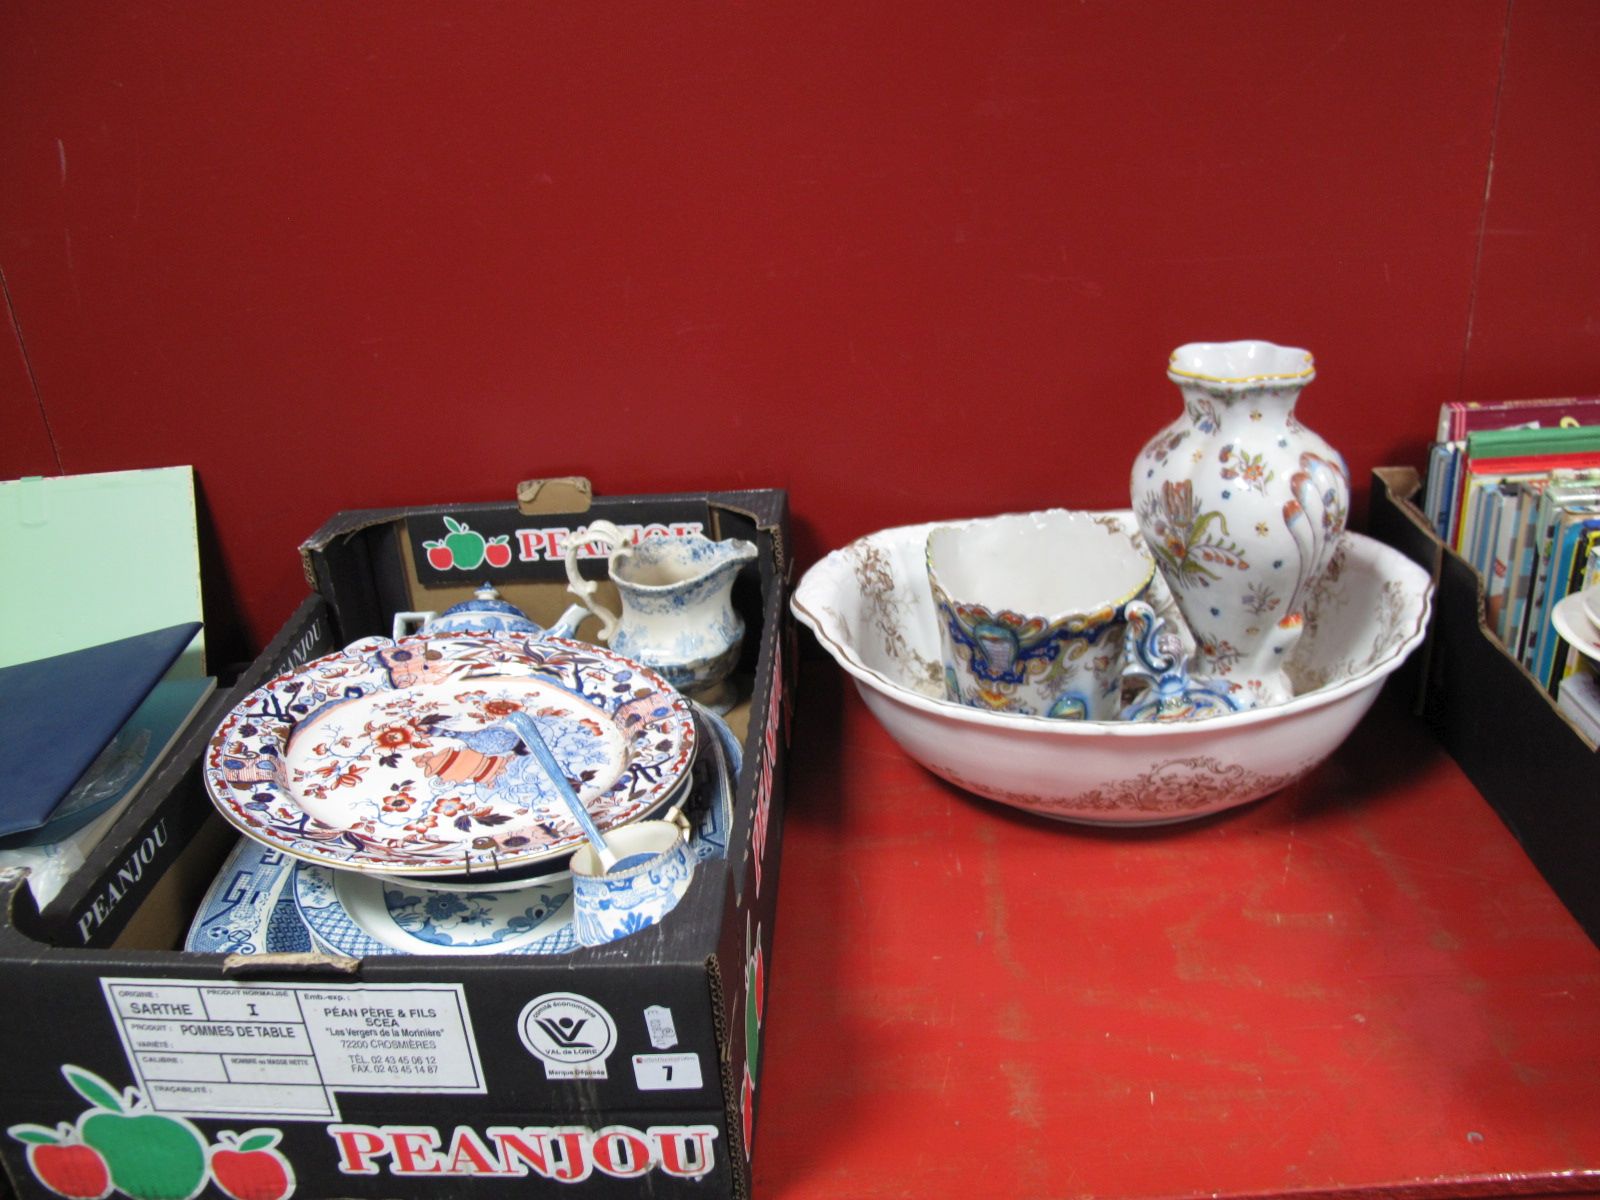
439,583,527,618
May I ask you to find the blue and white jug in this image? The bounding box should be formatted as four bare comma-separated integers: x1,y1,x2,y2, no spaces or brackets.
564,519,758,711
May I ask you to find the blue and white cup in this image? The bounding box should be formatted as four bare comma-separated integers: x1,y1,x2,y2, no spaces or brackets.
926,510,1156,720
569,819,695,947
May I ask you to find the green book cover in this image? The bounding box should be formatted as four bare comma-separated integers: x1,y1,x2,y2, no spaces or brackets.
0,466,204,676
1466,423,1600,461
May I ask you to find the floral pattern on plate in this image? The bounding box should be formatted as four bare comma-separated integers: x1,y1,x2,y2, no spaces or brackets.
376,878,572,951
295,862,582,957
203,705,736,957
291,757,730,957
204,632,696,875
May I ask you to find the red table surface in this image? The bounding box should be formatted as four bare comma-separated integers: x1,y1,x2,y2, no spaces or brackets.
753,665,1600,1200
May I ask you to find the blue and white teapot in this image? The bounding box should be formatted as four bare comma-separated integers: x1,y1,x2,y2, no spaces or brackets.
391,583,587,641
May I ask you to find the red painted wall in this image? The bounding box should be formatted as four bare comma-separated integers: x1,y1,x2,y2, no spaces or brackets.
4,2,1598,657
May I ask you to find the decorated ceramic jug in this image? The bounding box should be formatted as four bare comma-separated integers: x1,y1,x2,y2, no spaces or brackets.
564,520,758,712
1129,341,1349,709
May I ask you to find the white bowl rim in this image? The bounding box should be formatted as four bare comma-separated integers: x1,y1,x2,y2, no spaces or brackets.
792,512,1434,739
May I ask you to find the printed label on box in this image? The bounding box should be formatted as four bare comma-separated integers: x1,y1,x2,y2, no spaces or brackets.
644,1004,678,1050
101,979,484,1121
408,512,707,581
632,1052,703,1092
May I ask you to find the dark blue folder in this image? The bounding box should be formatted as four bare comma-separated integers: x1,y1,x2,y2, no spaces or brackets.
0,622,202,838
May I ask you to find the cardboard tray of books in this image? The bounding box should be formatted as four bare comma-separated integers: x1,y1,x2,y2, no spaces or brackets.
1422,420,1600,695
1371,465,1599,947
0,482,794,1200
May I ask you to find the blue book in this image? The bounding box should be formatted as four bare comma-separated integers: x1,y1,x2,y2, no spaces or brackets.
0,673,213,849
1425,441,1458,537
1498,482,1544,649
1468,482,1500,579
1480,483,1521,635
0,622,201,838
1427,441,1464,540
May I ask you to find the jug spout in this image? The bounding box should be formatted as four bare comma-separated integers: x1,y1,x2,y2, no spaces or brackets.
611,535,757,621
717,539,759,566
696,538,759,583
614,534,756,592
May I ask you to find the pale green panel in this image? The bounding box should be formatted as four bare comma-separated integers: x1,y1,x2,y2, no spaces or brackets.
0,467,205,674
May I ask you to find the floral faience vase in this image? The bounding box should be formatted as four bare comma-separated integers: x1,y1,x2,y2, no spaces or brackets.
1130,340,1349,709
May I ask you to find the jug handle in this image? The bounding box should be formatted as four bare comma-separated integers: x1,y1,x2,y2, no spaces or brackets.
563,518,629,642
1118,600,1242,721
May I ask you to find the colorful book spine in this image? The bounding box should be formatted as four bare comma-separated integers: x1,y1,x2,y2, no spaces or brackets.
1459,454,1600,553
1499,480,1546,650
1482,482,1523,638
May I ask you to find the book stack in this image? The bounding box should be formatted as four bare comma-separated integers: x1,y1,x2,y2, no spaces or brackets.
0,467,216,906
1424,396,1600,696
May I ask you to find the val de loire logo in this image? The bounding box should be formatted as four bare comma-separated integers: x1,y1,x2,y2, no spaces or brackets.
517,992,617,1080
7,1065,294,1200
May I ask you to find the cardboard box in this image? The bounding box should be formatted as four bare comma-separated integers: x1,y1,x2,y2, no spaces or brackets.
0,485,793,1200
1370,466,1600,944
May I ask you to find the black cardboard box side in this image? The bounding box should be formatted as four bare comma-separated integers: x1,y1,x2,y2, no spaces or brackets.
708,551,790,1197
0,488,791,1200
1371,467,1600,944
0,932,742,1200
